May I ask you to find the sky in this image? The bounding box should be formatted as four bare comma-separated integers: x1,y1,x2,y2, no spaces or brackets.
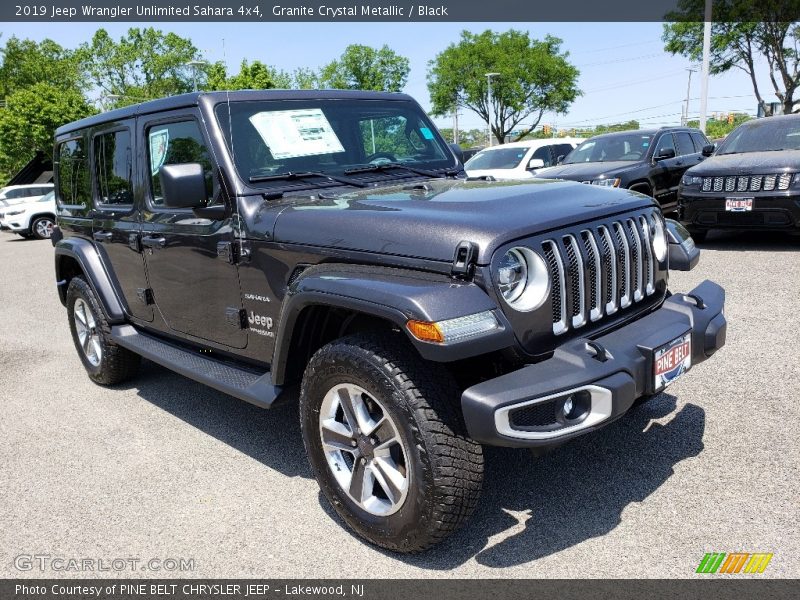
1,20,779,134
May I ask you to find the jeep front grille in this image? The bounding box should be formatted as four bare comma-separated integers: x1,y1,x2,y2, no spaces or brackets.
701,173,794,192
542,215,659,336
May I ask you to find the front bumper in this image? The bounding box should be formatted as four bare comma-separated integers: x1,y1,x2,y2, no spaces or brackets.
461,279,726,448
679,190,800,231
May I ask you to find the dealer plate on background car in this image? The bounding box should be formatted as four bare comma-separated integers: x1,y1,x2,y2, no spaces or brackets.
654,332,692,390
725,197,753,211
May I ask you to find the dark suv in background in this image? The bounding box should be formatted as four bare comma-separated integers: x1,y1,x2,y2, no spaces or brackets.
535,127,712,212
678,114,800,241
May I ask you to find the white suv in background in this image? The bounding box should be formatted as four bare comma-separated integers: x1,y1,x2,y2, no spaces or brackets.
0,183,54,207
0,190,57,239
464,138,583,180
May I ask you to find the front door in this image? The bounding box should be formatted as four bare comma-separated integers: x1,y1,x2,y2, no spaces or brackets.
91,122,153,322
651,133,681,210
138,112,246,349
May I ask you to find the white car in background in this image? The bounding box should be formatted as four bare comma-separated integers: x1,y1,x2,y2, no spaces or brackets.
0,183,54,208
0,190,57,239
464,138,584,180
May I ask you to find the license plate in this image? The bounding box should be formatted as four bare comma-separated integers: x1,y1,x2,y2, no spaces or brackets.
654,333,692,390
725,197,753,211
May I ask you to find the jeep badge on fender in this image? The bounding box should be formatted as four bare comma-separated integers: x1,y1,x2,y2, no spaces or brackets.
52,90,727,552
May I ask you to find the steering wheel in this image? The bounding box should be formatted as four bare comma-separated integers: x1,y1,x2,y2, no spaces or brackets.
366,152,397,164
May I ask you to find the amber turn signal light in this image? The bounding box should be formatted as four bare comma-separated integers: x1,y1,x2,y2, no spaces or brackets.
406,320,444,343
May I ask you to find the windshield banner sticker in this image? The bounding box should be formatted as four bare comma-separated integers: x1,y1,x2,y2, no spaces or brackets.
149,129,169,175
249,108,345,159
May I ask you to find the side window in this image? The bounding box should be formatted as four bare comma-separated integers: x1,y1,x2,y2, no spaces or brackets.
57,139,91,206
146,120,213,207
675,132,695,156
553,144,574,162
531,146,552,167
691,131,710,152
94,130,133,207
654,133,676,156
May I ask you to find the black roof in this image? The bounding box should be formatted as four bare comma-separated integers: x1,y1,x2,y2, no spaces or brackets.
55,89,415,136
590,126,700,139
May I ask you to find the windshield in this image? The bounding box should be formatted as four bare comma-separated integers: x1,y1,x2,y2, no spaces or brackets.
717,118,800,154
564,133,653,163
464,147,530,170
215,99,454,186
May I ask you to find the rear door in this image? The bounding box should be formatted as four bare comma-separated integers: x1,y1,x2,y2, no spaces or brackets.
650,133,681,210
91,122,153,322
137,111,247,349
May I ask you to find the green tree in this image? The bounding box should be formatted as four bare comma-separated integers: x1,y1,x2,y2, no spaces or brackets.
427,30,581,144
0,36,85,98
687,113,752,139
663,0,800,115
319,44,410,92
0,82,95,179
204,60,297,91
82,27,202,107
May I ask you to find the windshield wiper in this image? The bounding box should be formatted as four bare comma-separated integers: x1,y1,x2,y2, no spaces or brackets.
343,163,459,178
249,171,368,188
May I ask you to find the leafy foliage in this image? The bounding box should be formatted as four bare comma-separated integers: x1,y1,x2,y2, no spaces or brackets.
663,0,800,115
686,113,752,139
0,82,95,180
319,44,410,91
81,28,202,107
0,36,85,98
427,30,581,144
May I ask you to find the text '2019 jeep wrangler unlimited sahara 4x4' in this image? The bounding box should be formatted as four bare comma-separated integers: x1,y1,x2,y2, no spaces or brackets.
52,90,726,552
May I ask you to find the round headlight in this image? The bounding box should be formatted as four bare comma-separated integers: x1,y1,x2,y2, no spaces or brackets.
497,247,549,311
652,216,667,262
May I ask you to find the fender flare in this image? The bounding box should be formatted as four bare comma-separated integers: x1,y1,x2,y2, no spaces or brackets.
54,237,126,323
270,264,514,385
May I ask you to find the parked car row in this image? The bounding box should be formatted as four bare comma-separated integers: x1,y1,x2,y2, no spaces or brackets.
0,184,56,239
463,115,800,240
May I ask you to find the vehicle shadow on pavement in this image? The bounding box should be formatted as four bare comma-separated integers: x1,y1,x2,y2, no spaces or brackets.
377,393,705,569
122,361,312,479
697,229,800,252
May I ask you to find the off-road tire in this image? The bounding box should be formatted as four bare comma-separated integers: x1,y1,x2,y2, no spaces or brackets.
66,276,140,385
300,332,484,552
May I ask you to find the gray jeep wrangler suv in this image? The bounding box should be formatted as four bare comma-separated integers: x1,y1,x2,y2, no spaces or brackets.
51,90,726,552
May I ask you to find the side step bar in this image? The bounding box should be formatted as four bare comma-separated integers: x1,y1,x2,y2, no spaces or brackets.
111,325,281,409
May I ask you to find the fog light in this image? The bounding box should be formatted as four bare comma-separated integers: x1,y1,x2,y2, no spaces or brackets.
560,390,591,421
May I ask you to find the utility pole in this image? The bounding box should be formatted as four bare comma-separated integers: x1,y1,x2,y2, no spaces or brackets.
699,0,712,133
486,72,500,146
452,100,460,145
683,67,697,126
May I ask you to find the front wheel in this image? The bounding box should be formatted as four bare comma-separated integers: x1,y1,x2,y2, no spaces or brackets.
66,276,140,385
300,333,484,552
31,216,55,239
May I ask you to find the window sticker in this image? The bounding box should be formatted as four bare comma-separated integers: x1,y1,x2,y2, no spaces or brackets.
248,108,345,159
149,129,170,175
419,127,434,140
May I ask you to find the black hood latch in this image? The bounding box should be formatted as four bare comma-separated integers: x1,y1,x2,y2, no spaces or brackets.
451,240,478,279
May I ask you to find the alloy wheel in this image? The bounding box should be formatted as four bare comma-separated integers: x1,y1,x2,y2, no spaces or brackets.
319,383,409,516
73,298,102,367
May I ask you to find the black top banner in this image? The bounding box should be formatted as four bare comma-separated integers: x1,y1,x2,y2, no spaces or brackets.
2,0,800,22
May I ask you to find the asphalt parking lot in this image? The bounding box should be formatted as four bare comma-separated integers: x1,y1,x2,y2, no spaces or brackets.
0,230,798,578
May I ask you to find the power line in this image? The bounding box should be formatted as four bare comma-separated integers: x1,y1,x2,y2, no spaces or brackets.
576,53,664,68
569,40,660,55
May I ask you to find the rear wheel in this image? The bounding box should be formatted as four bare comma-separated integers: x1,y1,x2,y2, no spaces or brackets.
300,333,484,552
66,276,140,385
31,216,55,240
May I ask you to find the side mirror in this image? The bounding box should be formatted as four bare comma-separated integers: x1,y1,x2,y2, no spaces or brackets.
702,144,715,157
528,158,545,170
654,148,676,161
665,219,700,271
159,163,207,209
449,143,464,165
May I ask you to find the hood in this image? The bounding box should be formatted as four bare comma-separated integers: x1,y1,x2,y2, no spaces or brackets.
264,178,655,264
686,150,800,176
535,161,638,182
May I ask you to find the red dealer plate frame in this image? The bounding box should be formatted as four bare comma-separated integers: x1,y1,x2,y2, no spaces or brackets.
725,197,754,212
653,332,692,391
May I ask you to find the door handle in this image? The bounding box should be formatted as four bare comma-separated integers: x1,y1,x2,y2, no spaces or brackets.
93,231,113,243
141,236,166,249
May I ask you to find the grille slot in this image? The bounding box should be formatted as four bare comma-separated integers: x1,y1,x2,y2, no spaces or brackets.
542,214,658,336
703,173,793,193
